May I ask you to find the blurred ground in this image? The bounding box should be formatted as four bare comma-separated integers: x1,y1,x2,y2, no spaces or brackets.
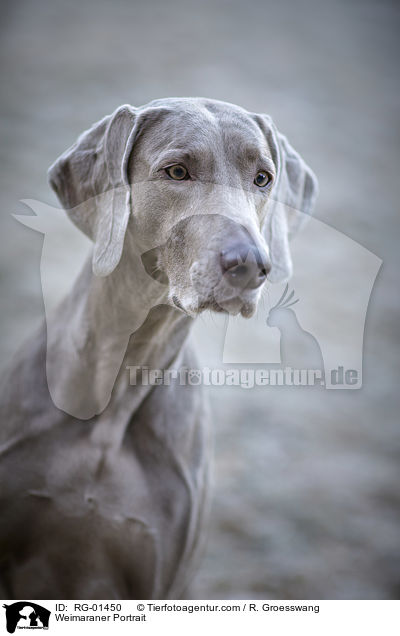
1,0,399,599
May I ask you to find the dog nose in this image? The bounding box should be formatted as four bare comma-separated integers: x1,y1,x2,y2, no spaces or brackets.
220,242,271,289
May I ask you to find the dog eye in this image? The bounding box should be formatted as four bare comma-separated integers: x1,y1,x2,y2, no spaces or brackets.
165,164,189,181
254,171,272,188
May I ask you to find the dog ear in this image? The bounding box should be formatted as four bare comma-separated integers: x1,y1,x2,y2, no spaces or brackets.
258,116,318,282
48,105,138,276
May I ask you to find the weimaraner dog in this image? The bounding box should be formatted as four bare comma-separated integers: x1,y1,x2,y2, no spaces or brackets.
0,98,317,599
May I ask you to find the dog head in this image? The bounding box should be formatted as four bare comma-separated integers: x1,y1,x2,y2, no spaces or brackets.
48,98,318,318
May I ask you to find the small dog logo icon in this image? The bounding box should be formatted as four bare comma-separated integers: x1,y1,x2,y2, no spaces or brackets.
2,602,50,633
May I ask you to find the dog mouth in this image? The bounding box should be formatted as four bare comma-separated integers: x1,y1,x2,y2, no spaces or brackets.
172,294,189,313
170,252,265,319
172,293,257,318
203,296,256,317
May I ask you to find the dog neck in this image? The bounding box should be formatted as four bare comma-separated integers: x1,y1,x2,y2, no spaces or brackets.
45,248,192,421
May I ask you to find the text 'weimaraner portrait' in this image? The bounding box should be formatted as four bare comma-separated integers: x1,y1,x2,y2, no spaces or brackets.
0,98,318,599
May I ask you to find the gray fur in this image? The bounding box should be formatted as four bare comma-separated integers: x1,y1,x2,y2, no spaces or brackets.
0,98,317,599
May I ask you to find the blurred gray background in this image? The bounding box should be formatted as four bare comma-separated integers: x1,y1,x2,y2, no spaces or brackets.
1,0,399,599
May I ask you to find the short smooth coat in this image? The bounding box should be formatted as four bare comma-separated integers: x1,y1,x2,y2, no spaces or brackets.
0,98,317,599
